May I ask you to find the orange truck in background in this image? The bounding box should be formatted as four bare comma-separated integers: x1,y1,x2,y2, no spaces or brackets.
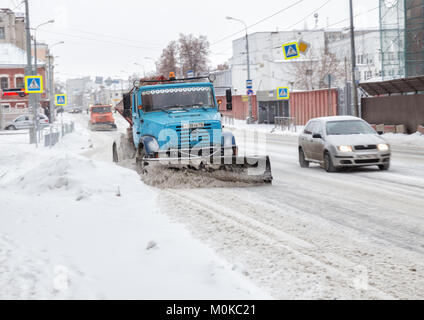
89,105,117,131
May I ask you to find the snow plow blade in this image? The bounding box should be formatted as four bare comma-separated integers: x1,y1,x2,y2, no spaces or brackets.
141,155,273,184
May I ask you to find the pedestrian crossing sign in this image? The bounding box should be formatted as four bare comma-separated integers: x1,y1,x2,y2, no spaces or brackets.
55,94,67,106
277,87,290,100
24,76,43,93
282,42,300,60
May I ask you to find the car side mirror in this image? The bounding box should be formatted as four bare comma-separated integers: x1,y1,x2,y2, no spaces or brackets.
226,89,233,111
312,133,322,139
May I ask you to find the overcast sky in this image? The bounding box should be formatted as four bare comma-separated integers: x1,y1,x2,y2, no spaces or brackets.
2,0,380,81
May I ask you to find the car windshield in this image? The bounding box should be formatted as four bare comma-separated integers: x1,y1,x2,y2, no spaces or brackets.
326,120,376,135
141,86,215,112
92,107,111,113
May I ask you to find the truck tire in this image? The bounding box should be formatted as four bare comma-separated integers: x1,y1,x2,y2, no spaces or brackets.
135,145,148,174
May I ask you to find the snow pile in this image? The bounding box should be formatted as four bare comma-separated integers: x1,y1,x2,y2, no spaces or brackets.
383,132,424,148
225,119,301,137
0,116,270,300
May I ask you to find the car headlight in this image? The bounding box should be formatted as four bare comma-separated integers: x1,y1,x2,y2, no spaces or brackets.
377,143,389,151
338,145,353,152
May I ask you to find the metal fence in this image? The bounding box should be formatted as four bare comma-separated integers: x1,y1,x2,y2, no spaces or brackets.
274,117,297,132
222,115,235,127
42,121,75,147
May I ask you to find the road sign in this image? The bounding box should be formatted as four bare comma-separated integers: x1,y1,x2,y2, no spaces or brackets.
24,76,43,93
298,40,310,55
277,87,290,100
187,70,194,78
55,94,67,106
282,42,300,60
247,89,254,95
246,79,253,89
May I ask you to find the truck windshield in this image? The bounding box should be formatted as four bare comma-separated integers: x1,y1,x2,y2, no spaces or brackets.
326,120,376,135
141,86,215,112
92,107,111,113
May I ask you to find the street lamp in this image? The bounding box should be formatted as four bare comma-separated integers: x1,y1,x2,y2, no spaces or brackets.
47,41,64,123
30,19,54,145
226,16,253,124
134,62,146,78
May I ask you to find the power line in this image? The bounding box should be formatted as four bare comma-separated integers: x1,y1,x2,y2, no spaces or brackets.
210,0,305,47
38,29,162,51
285,0,332,30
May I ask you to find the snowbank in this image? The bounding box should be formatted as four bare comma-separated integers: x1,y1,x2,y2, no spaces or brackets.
382,132,424,149
0,115,270,300
225,119,301,137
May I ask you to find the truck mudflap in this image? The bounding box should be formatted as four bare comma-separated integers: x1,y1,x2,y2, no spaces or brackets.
140,155,273,184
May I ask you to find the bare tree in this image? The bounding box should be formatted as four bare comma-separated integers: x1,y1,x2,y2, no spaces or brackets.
157,41,179,77
178,34,209,77
288,48,345,90
216,62,229,70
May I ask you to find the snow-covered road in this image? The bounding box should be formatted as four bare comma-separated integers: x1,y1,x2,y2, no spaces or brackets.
0,114,269,300
159,127,424,299
5,111,422,300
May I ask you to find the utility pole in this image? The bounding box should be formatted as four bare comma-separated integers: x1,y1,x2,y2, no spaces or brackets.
226,16,254,124
24,0,37,145
349,0,359,117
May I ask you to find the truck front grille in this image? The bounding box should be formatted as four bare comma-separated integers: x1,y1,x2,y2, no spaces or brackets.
169,122,220,148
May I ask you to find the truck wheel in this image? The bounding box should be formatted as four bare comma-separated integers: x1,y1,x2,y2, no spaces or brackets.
299,148,309,168
136,145,148,174
324,152,337,173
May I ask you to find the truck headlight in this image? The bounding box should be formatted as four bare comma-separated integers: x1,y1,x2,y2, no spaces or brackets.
338,145,353,152
377,143,389,151
146,138,160,153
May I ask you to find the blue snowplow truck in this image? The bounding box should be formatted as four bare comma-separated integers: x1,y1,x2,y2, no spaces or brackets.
113,74,272,184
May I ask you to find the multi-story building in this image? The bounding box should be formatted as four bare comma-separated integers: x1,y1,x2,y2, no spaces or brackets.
0,8,26,51
228,28,388,93
0,43,47,128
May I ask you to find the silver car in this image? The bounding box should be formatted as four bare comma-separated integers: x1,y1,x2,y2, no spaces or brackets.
298,116,391,172
5,114,49,130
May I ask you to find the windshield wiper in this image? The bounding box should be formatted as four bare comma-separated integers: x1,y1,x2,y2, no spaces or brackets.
188,104,211,111
157,108,171,114
161,105,191,112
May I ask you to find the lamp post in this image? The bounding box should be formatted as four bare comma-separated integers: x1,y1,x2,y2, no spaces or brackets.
134,62,146,78
226,16,253,124
31,19,54,144
47,41,64,123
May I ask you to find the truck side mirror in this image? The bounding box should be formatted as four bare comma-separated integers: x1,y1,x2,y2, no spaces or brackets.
123,93,131,118
226,89,233,111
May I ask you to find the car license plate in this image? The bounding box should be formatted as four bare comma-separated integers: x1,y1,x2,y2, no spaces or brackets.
183,122,204,129
358,154,377,159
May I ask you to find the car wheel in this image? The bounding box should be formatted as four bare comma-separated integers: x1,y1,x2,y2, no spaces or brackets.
299,148,309,168
378,163,390,171
324,152,337,173
6,125,17,130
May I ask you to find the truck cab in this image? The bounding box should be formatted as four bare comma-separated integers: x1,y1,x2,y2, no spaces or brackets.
89,104,117,131
125,79,236,158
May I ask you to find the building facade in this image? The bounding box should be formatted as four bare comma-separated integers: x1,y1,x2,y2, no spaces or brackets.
0,8,26,51
0,43,47,128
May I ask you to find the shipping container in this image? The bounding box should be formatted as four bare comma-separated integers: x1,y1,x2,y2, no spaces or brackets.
218,88,338,125
290,88,338,126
